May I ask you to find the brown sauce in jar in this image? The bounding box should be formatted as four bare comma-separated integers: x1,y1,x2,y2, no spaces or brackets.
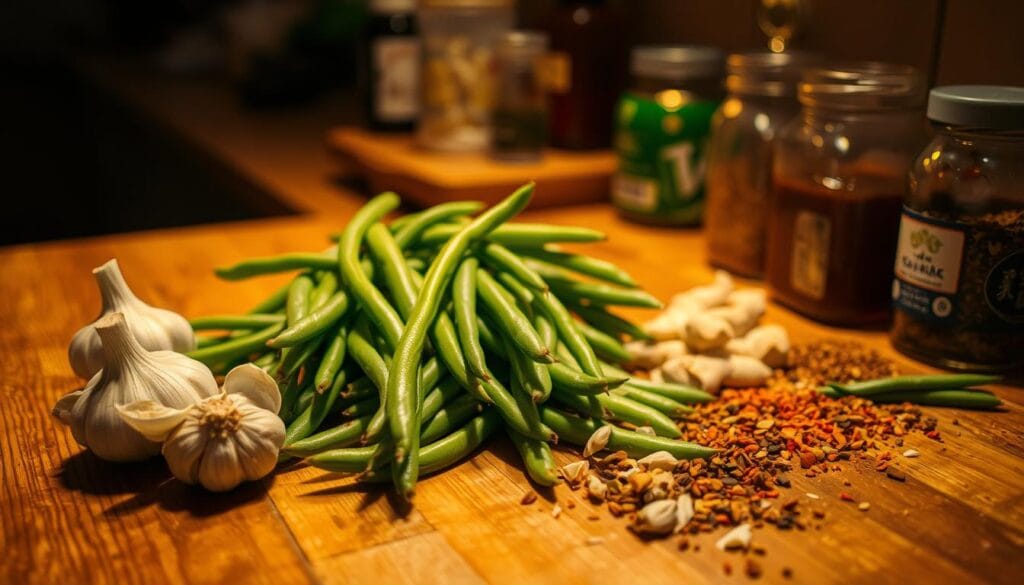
765,176,904,325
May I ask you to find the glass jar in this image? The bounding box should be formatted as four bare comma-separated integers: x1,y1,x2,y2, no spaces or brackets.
491,31,549,161
417,0,515,152
612,46,724,225
363,0,420,132
765,63,927,325
891,86,1024,372
705,52,820,277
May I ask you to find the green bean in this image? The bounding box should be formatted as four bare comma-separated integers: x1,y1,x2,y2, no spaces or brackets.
421,393,482,444
502,332,554,438
190,314,284,331
517,246,638,288
337,192,405,349
550,362,628,395
195,334,231,349
478,243,549,291
252,352,277,369
364,355,444,444
342,377,379,401
577,320,632,364
477,269,552,363
418,223,606,247
610,386,693,417
816,387,1002,409
342,397,381,418
393,201,484,249
368,226,491,404
551,387,604,417
570,303,652,341
453,257,490,381
387,183,534,499
268,291,350,348
284,415,371,457
360,410,500,480
187,322,284,365
215,252,337,280
314,326,347,392
827,374,1002,397
275,332,327,381
348,318,390,392
507,427,560,487
503,328,552,402
295,385,316,414
540,408,716,460
295,363,349,447
534,312,557,349
285,274,315,325
546,278,662,309
279,380,313,424
596,393,682,438
247,282,291,314
599,362,715,404
309,271,339,307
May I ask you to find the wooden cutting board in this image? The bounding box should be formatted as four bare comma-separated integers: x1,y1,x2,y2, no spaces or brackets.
326,127,617,208
2,206,1022,585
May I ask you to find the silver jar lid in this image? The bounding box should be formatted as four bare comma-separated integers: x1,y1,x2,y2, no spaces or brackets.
928,86,1024,129
631,46,724,81
726,51,822,97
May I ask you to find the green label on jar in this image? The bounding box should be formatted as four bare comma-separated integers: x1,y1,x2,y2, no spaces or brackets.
612,91,719,225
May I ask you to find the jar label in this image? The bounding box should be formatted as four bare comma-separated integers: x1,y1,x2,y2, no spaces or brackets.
790,210,831,300
612,92,719,224
373,37,421,121
985,250,1024,323
892,208,966,323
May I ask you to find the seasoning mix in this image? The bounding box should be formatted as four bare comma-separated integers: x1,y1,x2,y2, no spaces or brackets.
891,86,1024,372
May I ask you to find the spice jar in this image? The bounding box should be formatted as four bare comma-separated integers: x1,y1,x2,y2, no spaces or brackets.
417,0,515,152
765,63,927,325
612,46,724,225
491,31,549,161
705,52,820,277
891,86,1024,372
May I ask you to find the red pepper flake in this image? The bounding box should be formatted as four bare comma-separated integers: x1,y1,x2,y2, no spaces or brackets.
926,430,942,441
839,492,855,502
520,491,538,505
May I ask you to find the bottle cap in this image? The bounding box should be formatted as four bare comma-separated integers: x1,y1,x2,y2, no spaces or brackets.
927,85,1024,129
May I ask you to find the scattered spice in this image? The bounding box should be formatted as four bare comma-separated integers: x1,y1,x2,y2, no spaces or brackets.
520,491,538,506
781,340,899,389
551,504,563,519
886,467,907,482
858,502,871,512
745,558,763,579
903,449,920,458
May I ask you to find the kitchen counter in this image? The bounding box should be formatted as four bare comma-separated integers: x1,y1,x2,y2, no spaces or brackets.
2,61,1022,585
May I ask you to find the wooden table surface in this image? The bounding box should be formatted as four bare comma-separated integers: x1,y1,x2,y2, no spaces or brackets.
3,58,1022,585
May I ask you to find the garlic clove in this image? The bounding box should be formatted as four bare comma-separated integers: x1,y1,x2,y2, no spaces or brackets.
223,364,282,414
116,400,190,443
163,420,207,484
583,425,612,457
53,389,85,426
197,436,246,492
231,403,285,482
68,259,196,380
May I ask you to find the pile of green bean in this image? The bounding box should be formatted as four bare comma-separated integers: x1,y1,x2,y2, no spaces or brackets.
817,374,1003,409
189,184,717,501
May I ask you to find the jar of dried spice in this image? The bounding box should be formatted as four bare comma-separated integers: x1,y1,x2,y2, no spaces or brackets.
705,51,820,277
891,86,1024,372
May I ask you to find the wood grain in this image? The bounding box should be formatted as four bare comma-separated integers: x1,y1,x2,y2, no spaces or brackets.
2,205,1022,585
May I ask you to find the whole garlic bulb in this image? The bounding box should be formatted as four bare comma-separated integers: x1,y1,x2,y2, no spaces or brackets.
118,364,285,492
69,259,196,380
53,312,218,462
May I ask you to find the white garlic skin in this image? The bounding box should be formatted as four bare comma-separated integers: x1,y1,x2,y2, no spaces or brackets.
55,312,218,462
164,394,285,492
69,259,196,380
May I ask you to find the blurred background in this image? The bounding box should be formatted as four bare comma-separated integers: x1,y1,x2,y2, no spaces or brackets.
1,0,1021,246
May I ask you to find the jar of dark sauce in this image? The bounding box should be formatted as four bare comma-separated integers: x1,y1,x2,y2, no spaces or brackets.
765,63,928,325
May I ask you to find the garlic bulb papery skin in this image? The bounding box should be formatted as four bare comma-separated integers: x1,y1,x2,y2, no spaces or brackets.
69,259,196,380
53,312,219,462
118,364,285,492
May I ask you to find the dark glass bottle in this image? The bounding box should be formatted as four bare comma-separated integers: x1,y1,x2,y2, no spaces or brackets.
544,0,625,150
363,0,420,132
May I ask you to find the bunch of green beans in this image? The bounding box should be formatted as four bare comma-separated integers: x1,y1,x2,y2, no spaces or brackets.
816,374,1003,410
188,183,716,502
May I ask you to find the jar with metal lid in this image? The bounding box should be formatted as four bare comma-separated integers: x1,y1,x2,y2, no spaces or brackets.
705,52,820,277
765,62,928,325
417,0,515,152
612,46,724,225
491,31,549,161
891,86,1024,372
